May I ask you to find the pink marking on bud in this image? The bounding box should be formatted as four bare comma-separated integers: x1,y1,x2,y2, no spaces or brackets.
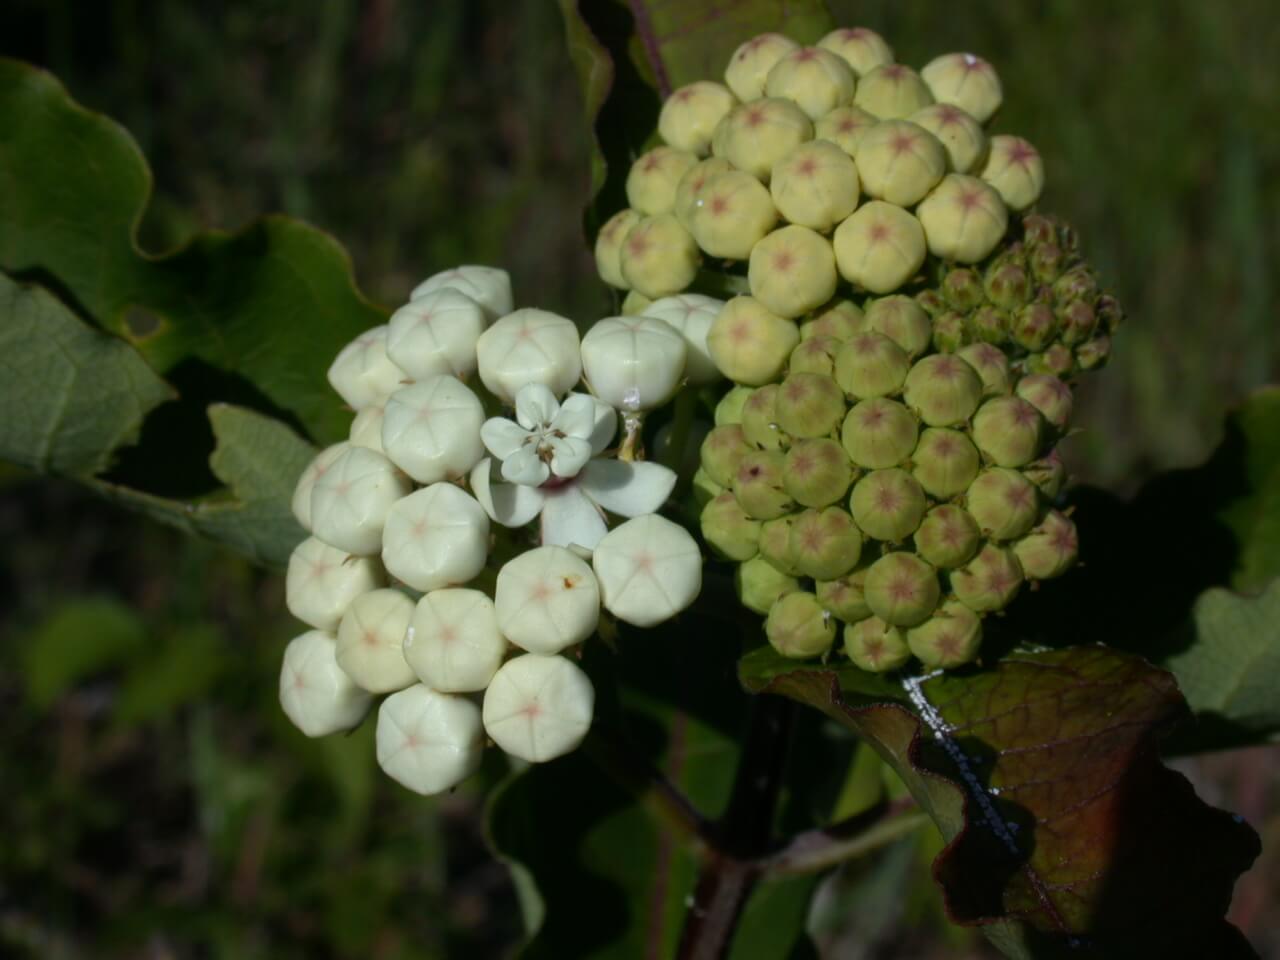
773,250,796,273
882,64,907,81
1006,139,1039,167
890,132,918,156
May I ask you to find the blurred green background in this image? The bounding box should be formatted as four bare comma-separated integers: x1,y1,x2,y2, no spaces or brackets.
1,1,1277,957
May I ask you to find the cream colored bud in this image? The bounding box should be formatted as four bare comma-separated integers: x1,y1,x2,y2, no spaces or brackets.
721,98,814,181
981,135,1045,212
854,64,934,119
691,170,779,260
280,630,372,737
626,146,700,216
286,536,384,632
706,295,801,385
581,315,687,411
405,588,507,693
832,201,926,294
476,308,582,404
909,103,988,173
376,685,483,794
335,588,417,693
764,47,856,121
659,81,738,155
674,157,734,230
309,446,412,556
814,105,878,157
411,266,512,322
381,376,486,484
854,120,947,206
595,208,644,289
917,174,1009,264
386,288,487,381
482,654,594,763
620,213,701,299
327,326,407,410
770,140,859,232
381,483,490,593
920,53,1003,124
818,27,894,76
641,293,725,385
292,442,349,531
748,225,838,319
725,32,800,101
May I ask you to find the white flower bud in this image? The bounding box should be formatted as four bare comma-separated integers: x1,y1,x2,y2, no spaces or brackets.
404,588,508,693
620,213,702,299
476,308,582,404
482,653,594,763
335,588,417,693
722,99,815,182
580,315,687,412
854,120,947,206
595,208,644,289
279,630,373,737
411,265,513,322
327,326,407,410
818,27,894,76
494,545,600,654
748,225,838,319
381,375,486,484
309,445,412,555
690,169,778,260
292,442,349,531
626,146,700,216
909,103,989,174
591,515,702,627
348,402,385,453
640,293,725,386
381,483,490,592
286,536,384,631
659,81,738,156
764,46,856,121
376,684,484,795
980,135,1044,212
724,32,799,101
770,140,860,232
920,53,1003,124
832,201,926,294
386,288,487,380
853,64,935,119
814,105,878,156
706,295,801,385
916,174,1009,263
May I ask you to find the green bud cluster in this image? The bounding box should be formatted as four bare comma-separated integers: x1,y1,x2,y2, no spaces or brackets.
598,24,1119,674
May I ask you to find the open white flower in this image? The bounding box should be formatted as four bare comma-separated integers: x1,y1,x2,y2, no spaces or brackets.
472,383,677,552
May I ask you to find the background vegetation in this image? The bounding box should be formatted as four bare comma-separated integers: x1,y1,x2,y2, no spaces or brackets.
1,1,1277,957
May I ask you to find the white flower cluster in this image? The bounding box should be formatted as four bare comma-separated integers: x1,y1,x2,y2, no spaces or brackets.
280,266,704,796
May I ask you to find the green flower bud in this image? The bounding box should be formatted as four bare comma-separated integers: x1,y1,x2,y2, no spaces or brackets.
723,98,815,181
700,492,762,561
834,330,910,399
818,27,894,77
791,506,863,579
1029,241,1065,285
957,342,1013,396
1012,303,1057,352
965,467,1040,540
789,334,841,376
952,544,1024,613
765,46,856,121
911,103,989,177
776,371,846,438
841,397,919,469
845,616,912,672
981,135,1044,212
931,312,969,353
911,427,980,498
692,169,780,260
1058,299,1098,346
1022,451,1066,499
1025,345,1077,377
759,515,802,575
913,504,981,569
854,64,935,119
915,288,947,316
627,147,700,216
801,299,866,340
969,305,1011,345
902,354,984,427
1053,266,1098,304
766,591,837,658
814,104,879,157
734,449,794,519
674,157,735,230
972,397,1045,467
1015,373,1073,431
1013,509,1078,580
1097,295,1124,336
1020,214,1058,247
784,437,855,507
707,296,800,386
595,208,644,289
715,387,753,428
622,290,653,315
907,600,983,669
941,266,985,311
741,383,788,450
849,468,927,542
833,201,927,294
854,120,947,206
770,140,860,231
1075,335,1111,371
693,467,724,507
725,33,800,102
748,225,839,318
817,565,872,621
736,555,801,615
917,174,1009,264
620,213,701,299
920,53,1003,124
864,551,940,626
864,295,933,357
701,423,753,486
659,81,738,156
984,259,1031,311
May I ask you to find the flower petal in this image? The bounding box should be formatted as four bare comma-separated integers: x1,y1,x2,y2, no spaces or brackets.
514,382,559,430
571,392,618,455
578,459,677,517
540,483,608,552
553,393,600,441
502,447,551,486
470,458,545,527
548,435,592,479
481,417,530,460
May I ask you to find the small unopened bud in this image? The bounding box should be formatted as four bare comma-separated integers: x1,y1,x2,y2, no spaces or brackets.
818,27,894,77
784,438,854,507
849,468,927,542
741,383,788,450
328,326,407,410
909,103,988,174
841,397,919,469
981,136,1044,212
674,157,735,230
593,515,702,627
854,64,934,119
691,170,779,260
292,442,350,531
790,507,863,580
286,536,384,632
280,630,373,737
956,343,1012,396
715,384,754,425
701,423,753,486
405,589,507,693
801,299,865,341
902,354,984,426
641,293,725,386
770,140,860,232
971,396,1045,467
917,174,1009,264
864,295,933,357
913,504,981,569
377,685,484,793
310,446,412,556
1015,373,1073,431
906,601,983,669
494,546,600,654
581,315,687,412
476,308,581,404
382,376,486,484
920,53,1003,124
911,427,981,498
482,653,594,763
706,296,800,386
759,515,800,575
595,208,644,289
1075,335,1111,370
1012,303,1057,352
381,483,490,592
412,265,513,322
701,492,762,561
931,312,968,353
626,146,700,216
789,334,841,376
864,551,940,626
659,81,738,155
725,33,800,101
844,616,911,672
855,120,947,206
965,467,1040,541
833,201,927,293
722,98,815,181
764,46,856,121
1022,451,1067,500
766,591,837,658
970,305,1012,344
834,330,910,399
748,225,839,319
817,565,872,621
387,288,487,381
734,450,794,519
814,105,879,156
941,267,986,311
336,588,417,693
1013,509,1078,580
736,555,801,614
776,372,847,438
952,543,1024,612
619,213,701,299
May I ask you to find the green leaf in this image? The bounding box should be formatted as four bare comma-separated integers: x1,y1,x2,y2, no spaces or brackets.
0,274,173,477
0,58,383,447
741,645,1260,959
1216,387,1280,591
114,623,228,724
22,597,148,708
